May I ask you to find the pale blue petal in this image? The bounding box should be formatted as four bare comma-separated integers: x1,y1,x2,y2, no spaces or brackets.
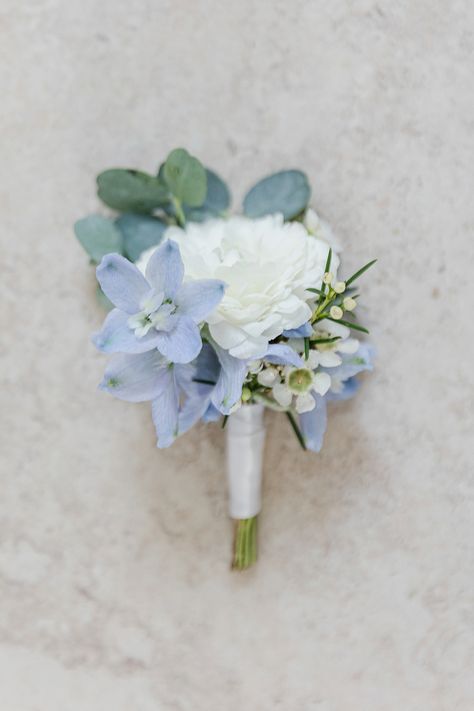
151,367,180,448
327,377,360,401
145,239,184,299
175,279,226,322
322,342,375,380
211,343,247,415
178,395,211,435
283,322,313,338
264,343,304,367
96,254,149,313
99,350,167,402
202,403,222,422
155,315,202,364
194,343,220,384
299,395,327,452
92,309,160,354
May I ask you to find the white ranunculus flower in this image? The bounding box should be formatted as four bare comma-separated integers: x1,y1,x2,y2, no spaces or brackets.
304,208,342,252
137,214,338,359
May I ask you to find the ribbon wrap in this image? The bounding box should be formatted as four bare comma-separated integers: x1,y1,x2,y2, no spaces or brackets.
226,403,265,519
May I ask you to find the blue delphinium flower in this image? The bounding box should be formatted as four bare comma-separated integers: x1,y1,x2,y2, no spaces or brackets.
299,342,374,451
93,240,225,364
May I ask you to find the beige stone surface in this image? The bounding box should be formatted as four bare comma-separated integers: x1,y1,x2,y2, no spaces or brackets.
1,1,474,709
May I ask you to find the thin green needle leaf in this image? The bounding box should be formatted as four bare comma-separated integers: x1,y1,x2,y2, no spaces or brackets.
318,248,332,307
325,317,369,333
304,337,310,360
311,336,340,344
307,287,323,295
345,259,377,287
221,415,228,429
285,411,307,450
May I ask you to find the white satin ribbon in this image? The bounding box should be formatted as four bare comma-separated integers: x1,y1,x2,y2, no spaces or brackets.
226,403,265,519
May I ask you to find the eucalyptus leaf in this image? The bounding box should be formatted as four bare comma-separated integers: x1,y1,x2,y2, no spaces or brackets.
97,169,169,213
185,168,231,222
116,213,166,262
163,148,207,207
243,169,311,220
74,215,123,263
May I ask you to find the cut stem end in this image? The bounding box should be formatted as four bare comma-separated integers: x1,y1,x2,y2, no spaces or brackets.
232,516,258,570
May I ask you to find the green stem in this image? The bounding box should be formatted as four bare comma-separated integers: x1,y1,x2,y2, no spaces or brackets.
232,517,258,570
172,197,186,226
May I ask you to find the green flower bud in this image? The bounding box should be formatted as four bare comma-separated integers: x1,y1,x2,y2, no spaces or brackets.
241,387,252,402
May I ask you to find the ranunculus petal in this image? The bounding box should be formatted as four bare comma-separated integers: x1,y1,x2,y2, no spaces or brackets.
92,308,160,353
299,395,327,452
176,279,226,322
99,350,166,402
96,254,149,314
145,240,184,299
155,315,202,364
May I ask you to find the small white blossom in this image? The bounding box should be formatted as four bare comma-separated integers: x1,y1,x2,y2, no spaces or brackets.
257,367,279,387
329,305,343,320
343,297,357,311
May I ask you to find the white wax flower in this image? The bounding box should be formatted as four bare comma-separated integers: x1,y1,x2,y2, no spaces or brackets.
138,215,338,359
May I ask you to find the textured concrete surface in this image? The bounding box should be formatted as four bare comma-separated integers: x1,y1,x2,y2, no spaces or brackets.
1,1,474,709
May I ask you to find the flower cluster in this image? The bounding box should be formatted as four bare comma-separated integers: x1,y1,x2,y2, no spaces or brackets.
93,211,374,451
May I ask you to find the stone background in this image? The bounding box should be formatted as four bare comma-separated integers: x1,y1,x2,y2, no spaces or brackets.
1,1,473,709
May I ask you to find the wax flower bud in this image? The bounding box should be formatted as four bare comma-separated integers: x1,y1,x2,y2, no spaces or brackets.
343,297,357,311
323,272,333,285
329,305,343,320
333,281,346,294
241,387,252,402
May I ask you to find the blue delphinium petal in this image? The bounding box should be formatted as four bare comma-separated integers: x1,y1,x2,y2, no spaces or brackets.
299,395,327,452
145,240,184,300
202,402,222,422
178,395,211,435
264,343,304,368
96,254,149,314
327,376,360,401
92,308,161,354
154,315,202,364
194,343,220,384
99,350,167,402
151,367,180,448
211,343,247,415
175,279,226,323
322,342,374,381
282,322,313,338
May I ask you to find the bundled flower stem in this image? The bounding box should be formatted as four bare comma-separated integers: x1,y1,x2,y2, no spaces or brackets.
233,517,258,570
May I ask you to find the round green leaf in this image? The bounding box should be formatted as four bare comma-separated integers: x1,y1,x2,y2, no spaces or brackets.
163,148,207,208
185,169,231,222
116,213,166,262
97,169,169,213
243,170,311,220
74,215,123,263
